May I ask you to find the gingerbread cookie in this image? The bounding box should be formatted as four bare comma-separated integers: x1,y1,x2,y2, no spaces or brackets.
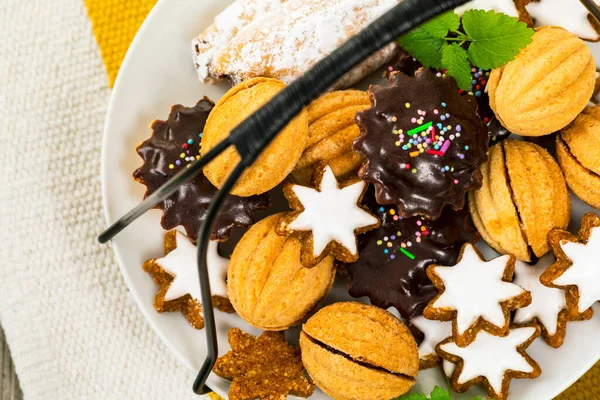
409,316,452,370
202,78,308,196
213,328,315,400
342,187,478,319
513,254,570,348
354,69,488,219
292,90,371,184
437,325,541,400
424,243,531,347
228,213,336,330
556,105,600,209
488,26,596,136
300,302,418,400
133,99,269,242
277,164,379,266
142,231,233,330
525,0,600,41
542,213,600,319
469,140,571,262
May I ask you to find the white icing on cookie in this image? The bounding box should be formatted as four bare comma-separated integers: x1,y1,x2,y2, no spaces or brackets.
288,165,379,257
429,244,527,335
513,254,566,335
553,226,600,313
526,0,599,41
443,359,456,377
439,327,538,395
410,316,452,361
155,231,229,302
455,0,520,18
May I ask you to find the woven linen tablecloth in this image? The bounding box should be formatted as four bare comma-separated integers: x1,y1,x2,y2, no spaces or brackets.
0,0,597,399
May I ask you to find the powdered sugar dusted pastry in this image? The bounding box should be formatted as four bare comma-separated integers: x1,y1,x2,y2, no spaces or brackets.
409,316,452,370
424,243,531,347
192,0,287,83
210,0,401,89
437,326,541,400
277,164,380,267
525,0,600,41
542,213,600,319
513,254,570,348
143,231,232,329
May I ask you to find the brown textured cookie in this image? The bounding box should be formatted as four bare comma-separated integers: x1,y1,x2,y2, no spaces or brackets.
488,26,595,136
227,213,336,330
202,78,308,196
292,90,371,184
213,328,315,400
300,302,418,400
143,231,233,330
469,140,571,261
556,105,600,208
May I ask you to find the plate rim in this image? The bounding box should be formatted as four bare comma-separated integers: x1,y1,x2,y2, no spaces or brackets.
100,0,199,374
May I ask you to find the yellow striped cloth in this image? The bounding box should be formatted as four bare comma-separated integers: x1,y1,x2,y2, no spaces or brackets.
83,0,599,398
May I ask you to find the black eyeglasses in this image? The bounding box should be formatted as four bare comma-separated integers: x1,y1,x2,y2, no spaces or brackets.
98,0,470,394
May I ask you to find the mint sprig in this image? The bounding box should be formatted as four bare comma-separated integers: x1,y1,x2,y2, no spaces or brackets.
398,10,534,90
392,385,483,400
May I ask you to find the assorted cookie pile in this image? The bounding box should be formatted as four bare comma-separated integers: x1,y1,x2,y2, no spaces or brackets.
132,1,600,399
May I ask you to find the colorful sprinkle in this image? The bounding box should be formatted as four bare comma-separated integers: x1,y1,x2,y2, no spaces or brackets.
400,248,416,260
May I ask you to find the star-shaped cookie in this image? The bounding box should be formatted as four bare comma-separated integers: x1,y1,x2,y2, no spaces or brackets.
437,325,541,400
525,0,600,41
409,316,452,370
513,254,570,348
278,163,380,267
424,243,531,347
542,212,600,319
143,230,233,329
213,328,315,400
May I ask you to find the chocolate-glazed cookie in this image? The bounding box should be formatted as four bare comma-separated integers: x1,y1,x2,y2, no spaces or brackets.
387,53,511,145
133,98,270,242
341,188,479,319
354,69,488,219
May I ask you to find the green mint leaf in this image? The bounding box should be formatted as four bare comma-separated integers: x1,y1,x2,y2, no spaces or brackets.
469,397,484,400
398,28,446,69
392,393,428,400
442,44,473,90
421,11,461,38
462,9,534,70
430,385,453,400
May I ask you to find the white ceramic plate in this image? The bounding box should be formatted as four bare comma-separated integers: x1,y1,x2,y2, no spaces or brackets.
101,1,600,398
